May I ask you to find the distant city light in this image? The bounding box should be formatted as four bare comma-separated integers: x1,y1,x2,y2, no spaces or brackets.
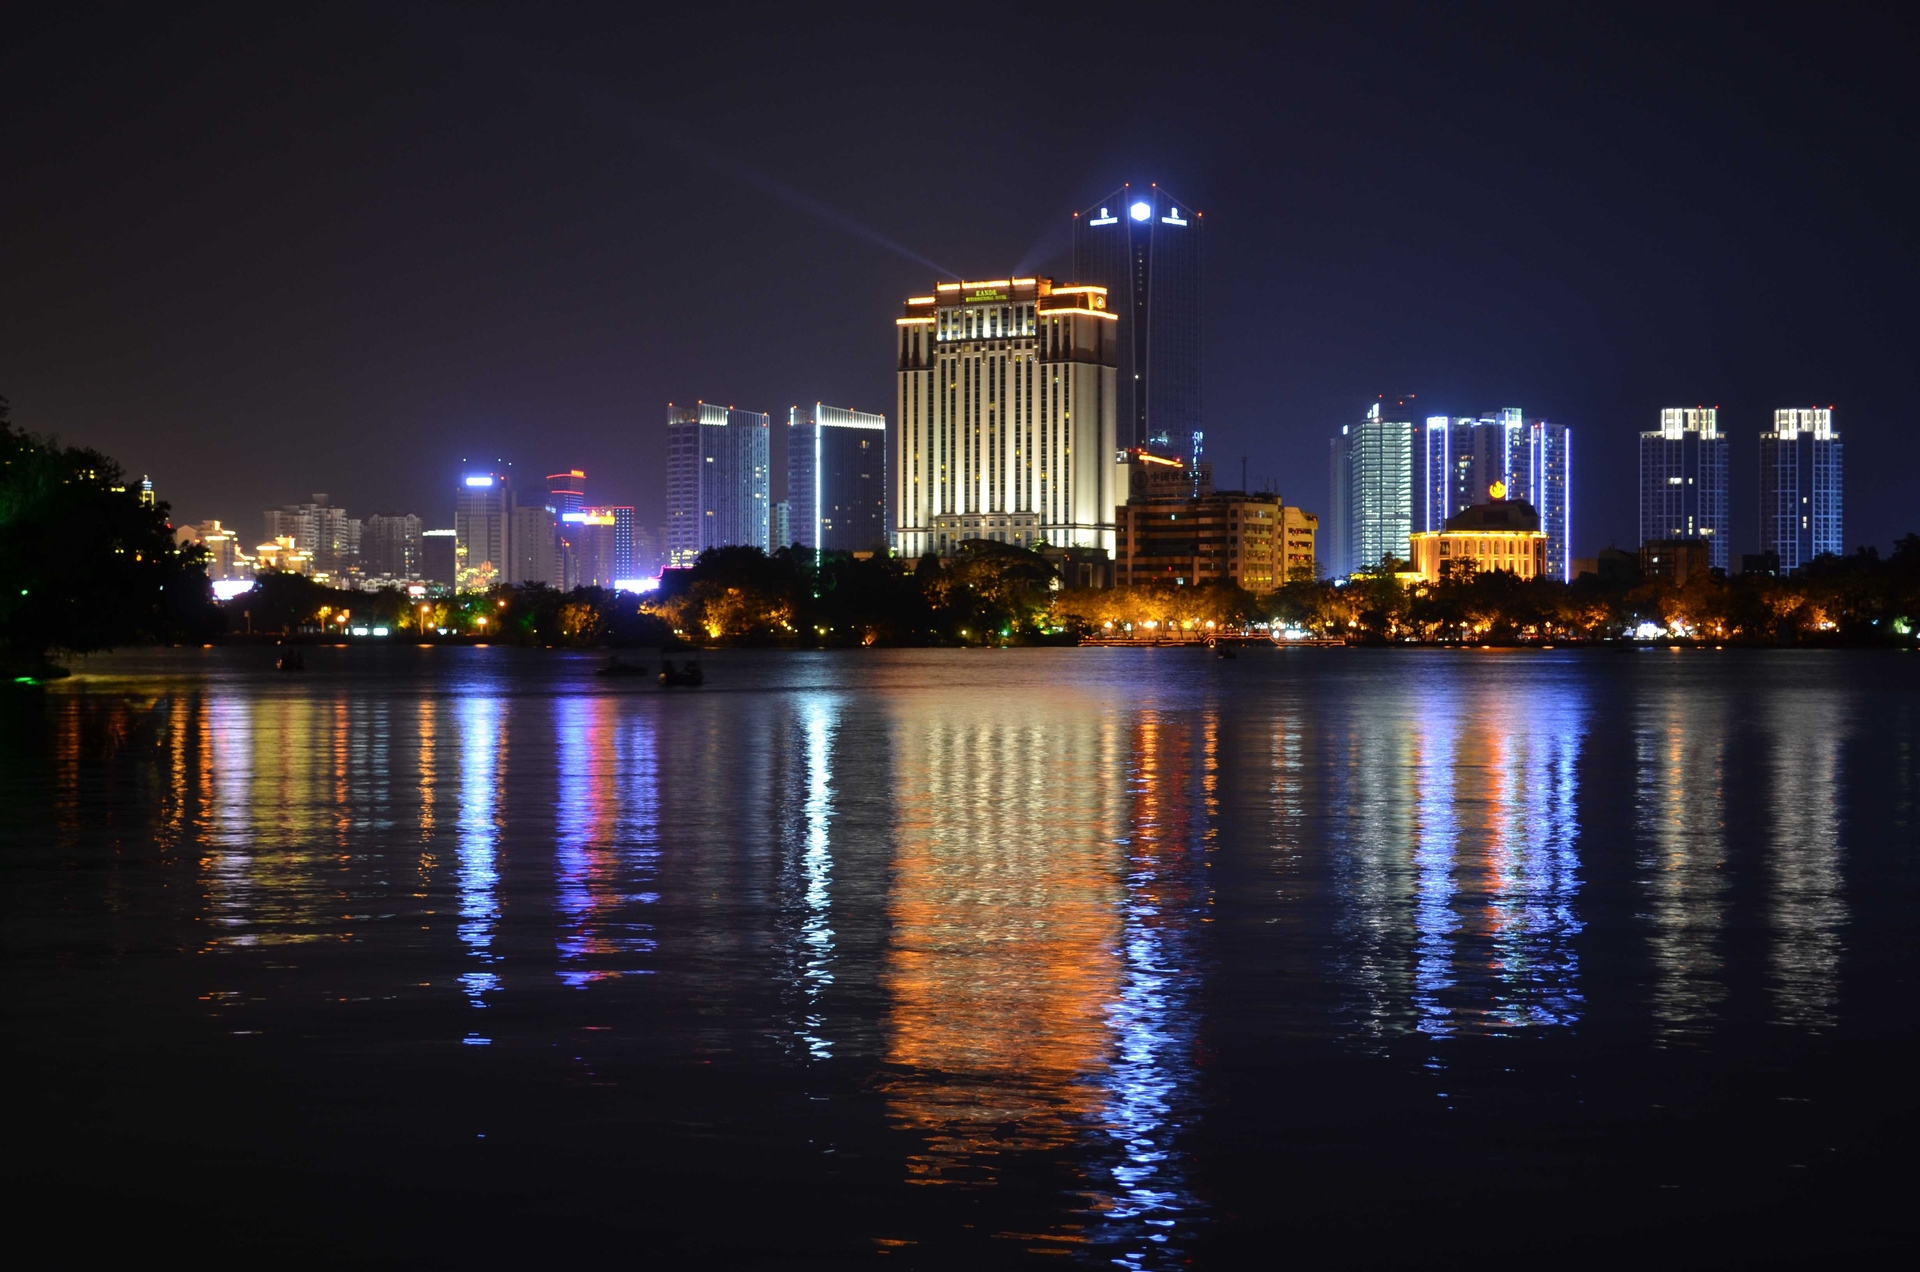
211,579,255,601
464,475,494,487
1130,201,1152,221
615,577,660,594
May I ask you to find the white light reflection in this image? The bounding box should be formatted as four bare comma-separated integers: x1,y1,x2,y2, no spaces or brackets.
1635,693,1730,1041
1098,708,1205,1267
797,697,837,1059
1767,691,1846,1029
457,695,502,1038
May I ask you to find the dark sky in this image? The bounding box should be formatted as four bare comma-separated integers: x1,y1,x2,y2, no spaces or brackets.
4,1,1916,556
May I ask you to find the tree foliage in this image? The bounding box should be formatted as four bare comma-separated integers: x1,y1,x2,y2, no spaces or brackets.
0,397,218,665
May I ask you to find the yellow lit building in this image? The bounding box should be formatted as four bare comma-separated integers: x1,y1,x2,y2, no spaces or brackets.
1408,484,1547,583
1281,505,1319,581
894,277,1119,557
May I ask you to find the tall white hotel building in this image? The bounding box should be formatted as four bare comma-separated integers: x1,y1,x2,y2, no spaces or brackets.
893,277,1119,558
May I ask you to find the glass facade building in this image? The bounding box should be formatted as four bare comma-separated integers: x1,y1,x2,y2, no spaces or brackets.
1759,408,1843,573
1072,184,1202,462
1329,401,1413,575
789,404,887,554
1640,408,1728,571
1425,409,1571,581
666,403,771,566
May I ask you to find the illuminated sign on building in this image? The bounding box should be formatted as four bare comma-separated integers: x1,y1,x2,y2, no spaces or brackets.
464,476,494,487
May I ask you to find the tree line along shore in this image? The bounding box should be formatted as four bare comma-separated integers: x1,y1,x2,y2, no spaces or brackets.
5,404,1917,676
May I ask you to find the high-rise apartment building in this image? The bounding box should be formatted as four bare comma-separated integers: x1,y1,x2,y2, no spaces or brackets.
1640,407,1728,571
666,403,771,566
894,277,1119,557
455,470,513,590
362,513,423,580
1425,409,1571,580
1329,400,1414,575
263,494,361,578
1759,408,1843,573
1073,184,1202,460
790,404,887,554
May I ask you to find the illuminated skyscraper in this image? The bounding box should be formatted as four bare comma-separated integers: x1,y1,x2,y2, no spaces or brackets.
546,469,586,516
893,277,1118,557
1425,409,1571,581
1640,408,1728,571
1759,408,1843,573
1329,400,1414,575
790,403,887,554
454,470,512,590
1073,184,1202,459
666,403,771,566
560,509,619,586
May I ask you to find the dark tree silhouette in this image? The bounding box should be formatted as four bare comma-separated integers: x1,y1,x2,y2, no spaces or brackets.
1,396,217,672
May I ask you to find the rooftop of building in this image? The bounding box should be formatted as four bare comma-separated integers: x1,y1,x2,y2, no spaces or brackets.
1440,497,1542,533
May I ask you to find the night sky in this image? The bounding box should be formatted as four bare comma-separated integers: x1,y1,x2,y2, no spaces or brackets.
4,2,1915,557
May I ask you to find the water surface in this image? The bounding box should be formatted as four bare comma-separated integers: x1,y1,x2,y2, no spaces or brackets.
5,647,1917,1266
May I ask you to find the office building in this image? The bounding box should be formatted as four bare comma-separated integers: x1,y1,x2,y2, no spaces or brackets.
546,469,586,517
666,403,771,565
1425,409,1570,581
772,501,791,550
1073,184,1202,461
512,504,560,586
1329,400,1414,575
561,509,620,587
421,528,457,586
1640,408,1728,571
1113,451,1309,591
894,277,1119,557
790,403,887,554
1408,488,1549,584
1759,408,1843,573
605,506,635,580
455,470,513,590
362,513,423,580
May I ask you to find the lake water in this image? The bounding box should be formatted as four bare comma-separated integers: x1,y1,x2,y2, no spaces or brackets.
4,647,1918,1266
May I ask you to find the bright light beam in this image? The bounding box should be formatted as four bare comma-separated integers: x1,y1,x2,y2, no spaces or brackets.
558,75,957,278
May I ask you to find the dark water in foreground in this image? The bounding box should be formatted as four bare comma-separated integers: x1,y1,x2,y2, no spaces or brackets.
4,647,1918,1267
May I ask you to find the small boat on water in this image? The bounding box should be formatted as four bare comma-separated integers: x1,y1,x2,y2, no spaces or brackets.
596,657,649,677
276,648,305,672
658,659,704,688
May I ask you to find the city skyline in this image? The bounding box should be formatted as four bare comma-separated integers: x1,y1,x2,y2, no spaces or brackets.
6,9,1912,565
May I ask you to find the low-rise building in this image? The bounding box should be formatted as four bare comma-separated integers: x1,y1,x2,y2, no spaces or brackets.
1408,487,1548,583
1640,538,1714,586
1113,452,1287,591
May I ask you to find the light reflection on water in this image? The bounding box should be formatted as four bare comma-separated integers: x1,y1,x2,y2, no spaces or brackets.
4,647,1905,1261
457,694,501,1030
